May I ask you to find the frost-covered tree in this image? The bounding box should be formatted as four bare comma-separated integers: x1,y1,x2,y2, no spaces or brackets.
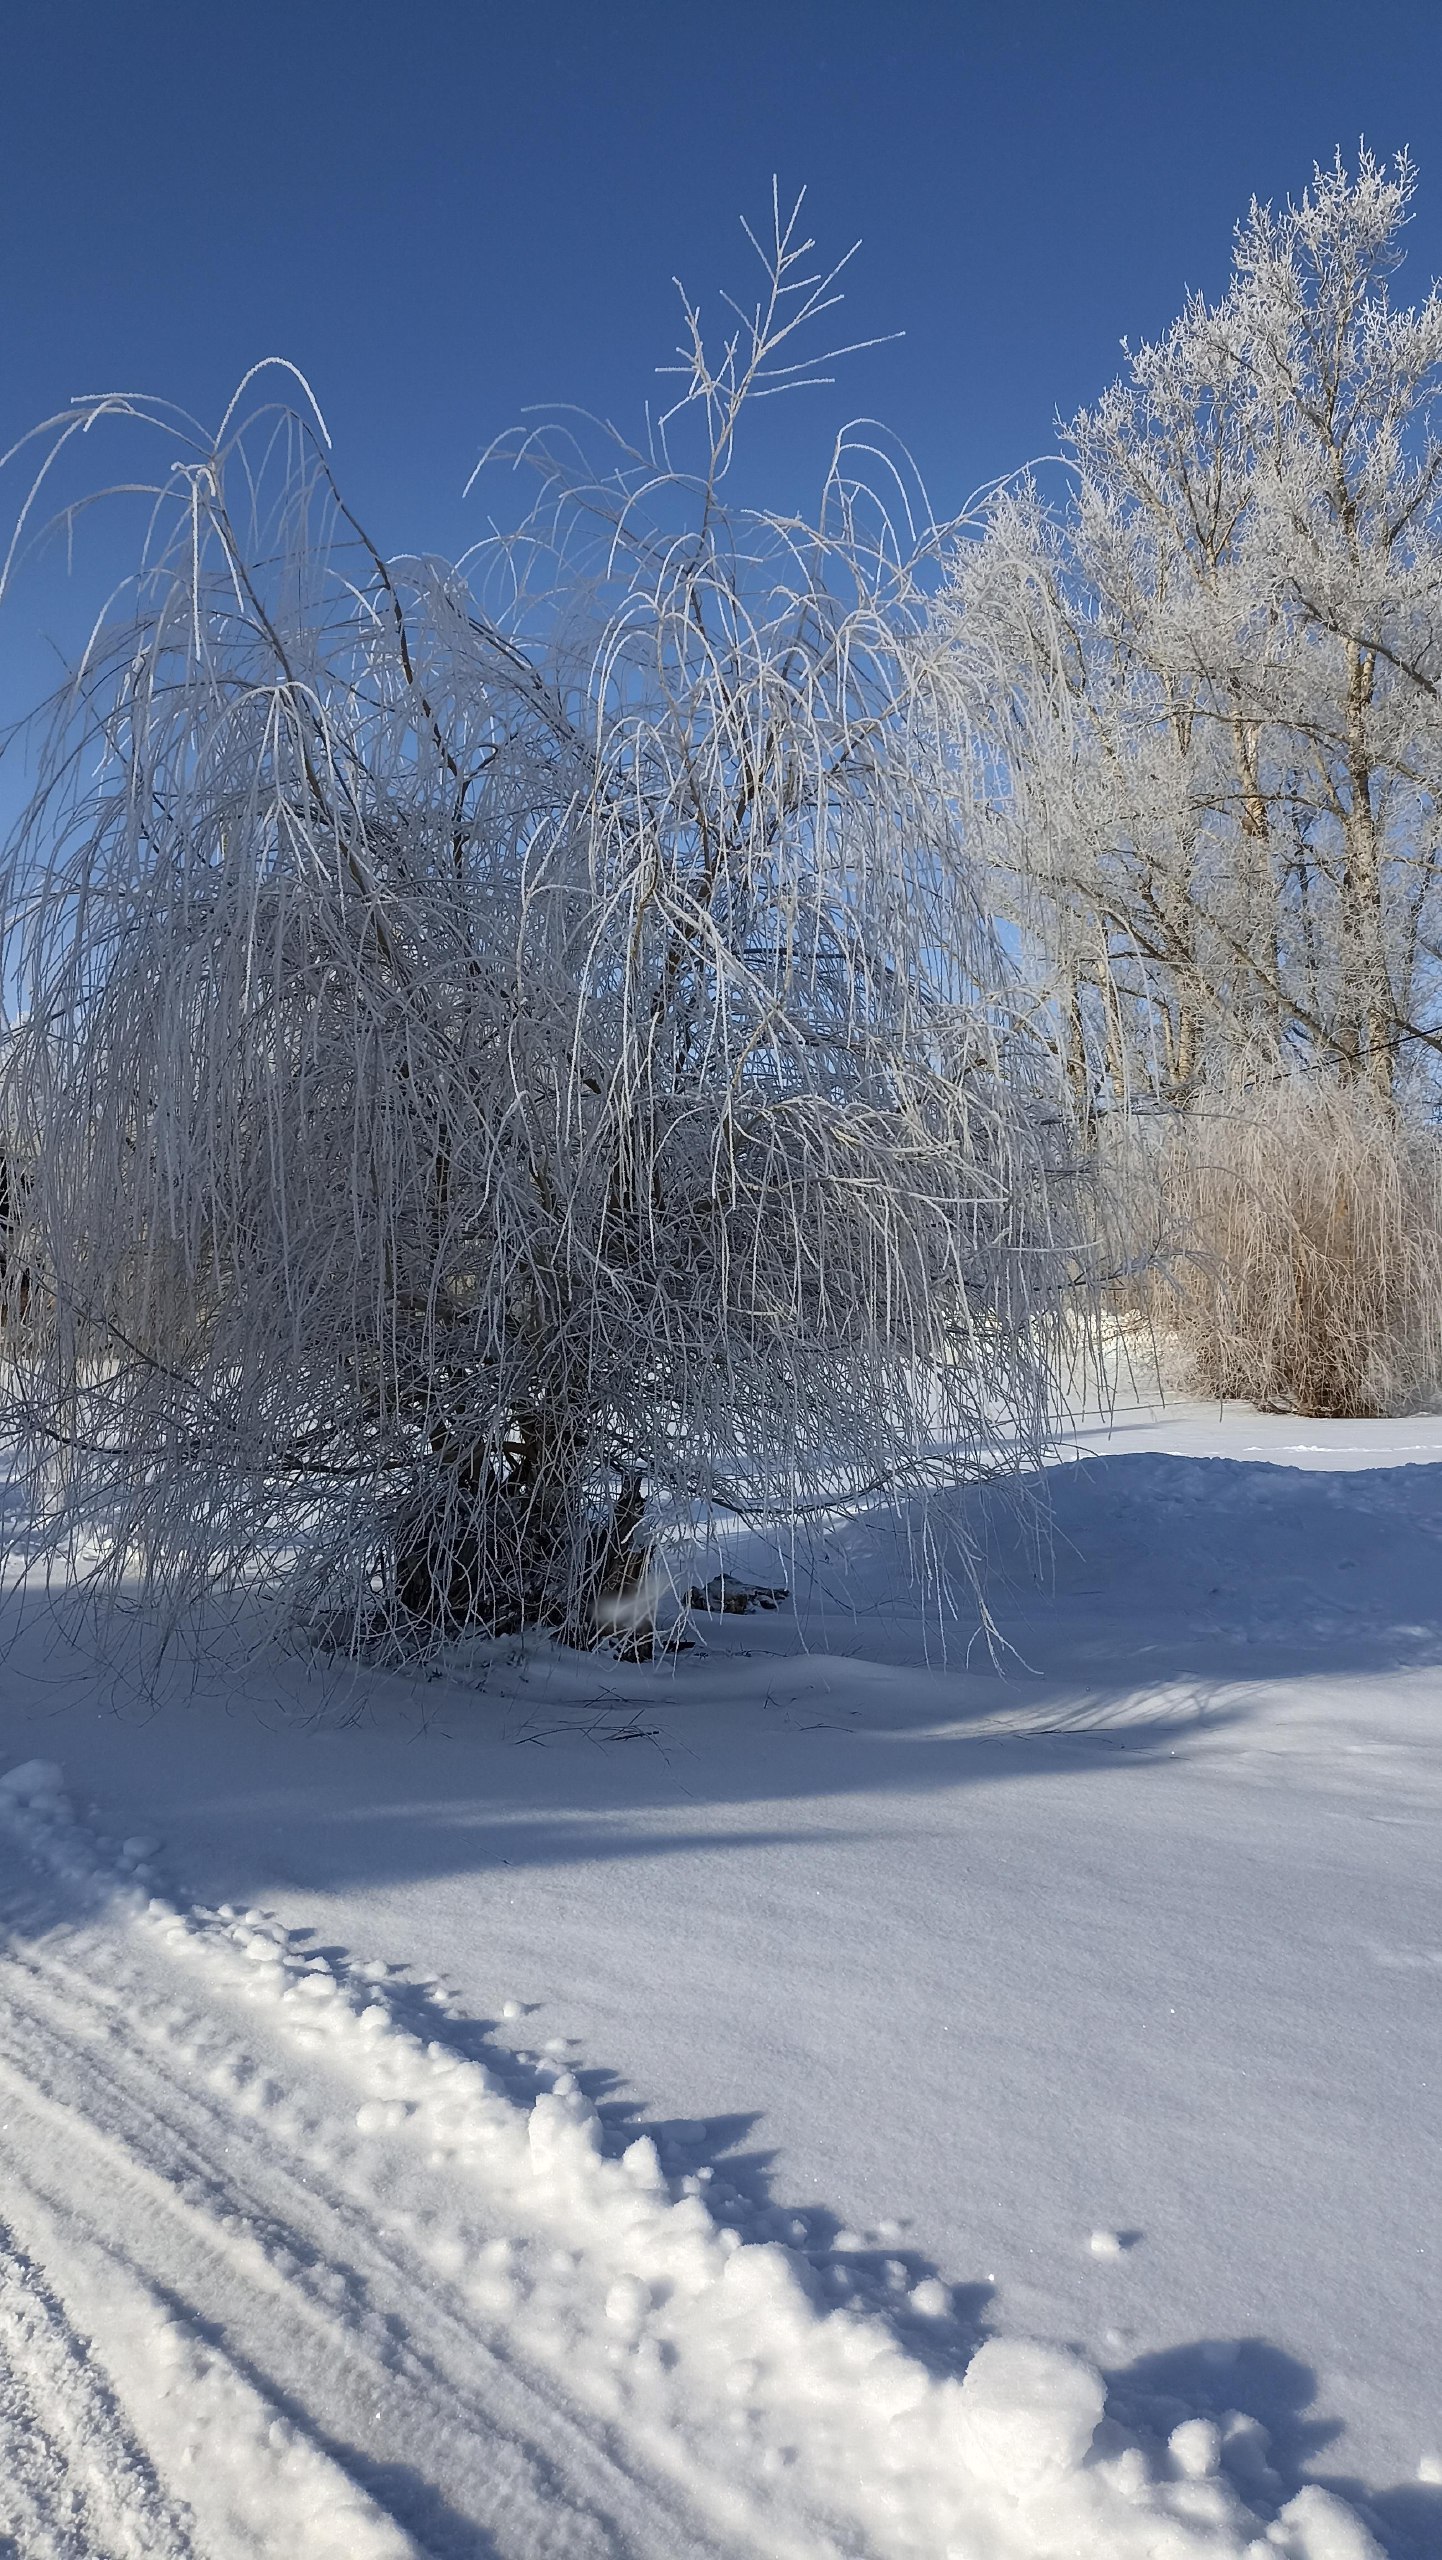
0,199,1084,1659
943,151,1442,1111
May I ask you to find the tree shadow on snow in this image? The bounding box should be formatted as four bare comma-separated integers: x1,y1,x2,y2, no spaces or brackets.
611,1445,1442,1702
816,1450,1442,1687
0,1554,1278,1904
4,1453,1442,1892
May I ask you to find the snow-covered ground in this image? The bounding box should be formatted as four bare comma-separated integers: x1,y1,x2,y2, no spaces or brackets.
1,1380,1440,2556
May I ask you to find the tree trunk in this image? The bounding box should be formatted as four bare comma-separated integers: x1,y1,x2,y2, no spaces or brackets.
1340,642,1394,1100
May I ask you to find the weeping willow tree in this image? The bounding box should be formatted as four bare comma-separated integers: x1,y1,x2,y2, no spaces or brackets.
0,198,1087,1659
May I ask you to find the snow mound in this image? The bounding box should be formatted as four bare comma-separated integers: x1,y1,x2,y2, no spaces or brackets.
954,2336,1105,2488
1269,2485,1385,2558
0,1758,65,1802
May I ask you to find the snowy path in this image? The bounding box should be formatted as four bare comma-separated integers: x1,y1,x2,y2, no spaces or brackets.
0,1758,1379,2560
0,1767,742,2560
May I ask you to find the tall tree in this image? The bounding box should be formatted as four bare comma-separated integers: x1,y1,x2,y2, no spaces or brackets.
943,151,1442,1111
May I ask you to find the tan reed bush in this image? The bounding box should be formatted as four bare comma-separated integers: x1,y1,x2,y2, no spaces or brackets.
1115,1080,1442,1418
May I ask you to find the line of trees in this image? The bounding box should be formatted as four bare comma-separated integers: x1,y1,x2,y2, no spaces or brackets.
941,149,1442,1116
2,157,1440,1662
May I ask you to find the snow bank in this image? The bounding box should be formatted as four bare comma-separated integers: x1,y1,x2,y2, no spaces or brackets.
0,1760,1388,2560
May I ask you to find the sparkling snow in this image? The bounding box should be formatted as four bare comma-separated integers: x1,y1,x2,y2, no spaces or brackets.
0,1382,1437,2555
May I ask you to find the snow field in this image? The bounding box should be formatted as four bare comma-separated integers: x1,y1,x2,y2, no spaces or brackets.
0,1755,1383,2558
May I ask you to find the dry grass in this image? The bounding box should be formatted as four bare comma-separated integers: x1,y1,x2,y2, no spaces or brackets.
1112,1080,1442,1418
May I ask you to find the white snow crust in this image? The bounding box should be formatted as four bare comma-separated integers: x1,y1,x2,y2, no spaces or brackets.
0,1769,1387,2558
0,1383,1436,2553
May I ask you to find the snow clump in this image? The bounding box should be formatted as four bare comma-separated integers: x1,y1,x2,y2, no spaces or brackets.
1269,2484,1386,2558
953,2336,1106,2489
0,1759,65,1803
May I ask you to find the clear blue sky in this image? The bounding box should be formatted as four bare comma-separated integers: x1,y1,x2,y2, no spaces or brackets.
2,0,1441,708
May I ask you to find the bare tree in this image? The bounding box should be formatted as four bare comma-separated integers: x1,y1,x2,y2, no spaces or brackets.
0,197,1085,1661
943,150,1442,1112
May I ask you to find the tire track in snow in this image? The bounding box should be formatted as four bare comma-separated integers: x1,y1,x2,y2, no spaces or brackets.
0,1807,732,2558
0,2018,708,2560
0,1760,1384,2560
0,2215,194,2559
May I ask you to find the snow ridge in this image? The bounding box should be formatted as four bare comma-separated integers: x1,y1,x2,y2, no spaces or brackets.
0,1758,1382,2560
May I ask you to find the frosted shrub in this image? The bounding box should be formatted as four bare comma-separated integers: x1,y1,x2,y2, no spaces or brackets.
0,203,1086,1659
1127,1079,1442,1417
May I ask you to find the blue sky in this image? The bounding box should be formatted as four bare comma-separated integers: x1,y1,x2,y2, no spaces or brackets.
2,0,1442,708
